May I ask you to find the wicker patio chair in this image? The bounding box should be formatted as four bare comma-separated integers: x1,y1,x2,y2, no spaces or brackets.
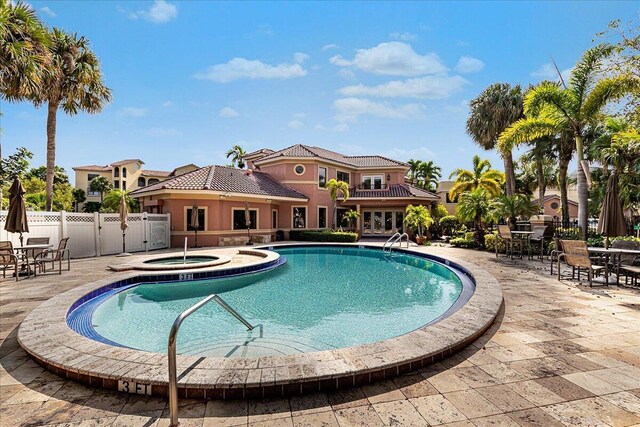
0,241,19,281
25,237,50,277
558,239,606,287
496,225,523,259
33,238,70,275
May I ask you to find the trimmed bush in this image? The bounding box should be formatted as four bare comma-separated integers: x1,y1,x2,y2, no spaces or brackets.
450,237,477,248
439,215,459,235
289,229,358,243
484,233,506,253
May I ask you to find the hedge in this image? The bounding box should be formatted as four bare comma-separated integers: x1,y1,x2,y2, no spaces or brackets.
289,229,358,242
450,237,477,248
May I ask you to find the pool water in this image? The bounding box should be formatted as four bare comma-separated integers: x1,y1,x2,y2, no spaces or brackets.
91,246,464,357
143,256,218,265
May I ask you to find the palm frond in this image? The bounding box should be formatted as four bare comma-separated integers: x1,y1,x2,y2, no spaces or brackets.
581,75,640,120
498,117,560,153
570,43,614,114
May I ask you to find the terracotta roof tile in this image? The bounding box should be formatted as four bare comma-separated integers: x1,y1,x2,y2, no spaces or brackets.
254,144,408,168
140,169,171,177
110,159,144,166
72,165,111,172
349,184,438,200
131,165,308,200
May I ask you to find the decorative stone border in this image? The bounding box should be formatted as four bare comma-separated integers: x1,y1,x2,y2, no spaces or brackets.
18,245,503,400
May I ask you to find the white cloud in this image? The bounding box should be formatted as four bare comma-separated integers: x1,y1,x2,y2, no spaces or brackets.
384,146,436,161
288,120,304,129
40,6,56,17
455,56,485,74
294,52,310,64
338,68,356,80
118,107,148,117
531,63,572,82
333,97,426,122
146,127,182,137
123,0,177,24
338,75,468,100
162,101,174,107
390,32,417,41
315,123,350,133
330,42,447,76
219,107,239,118
321,44,339,51
194,57,307,83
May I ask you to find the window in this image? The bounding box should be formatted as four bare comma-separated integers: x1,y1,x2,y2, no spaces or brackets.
550,202,559,210
362,176,372,189
114,167,119,177
122,167,127,178
337,171,350,184
318,207,327,228
87,174,100,196
148,178,160,185
186,208,205,231
362,175,383,189
114,180,119,189
292,207,307,228
233,209,257,230
318,167,327,188
294,164,305,175
138,177,146,187
122,181,126,189
272,210,278,229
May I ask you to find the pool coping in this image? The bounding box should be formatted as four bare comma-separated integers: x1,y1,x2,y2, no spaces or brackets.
18,244,503,399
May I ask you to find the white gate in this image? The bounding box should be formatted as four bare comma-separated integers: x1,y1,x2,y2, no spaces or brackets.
99,213,145,255
65,212,99,258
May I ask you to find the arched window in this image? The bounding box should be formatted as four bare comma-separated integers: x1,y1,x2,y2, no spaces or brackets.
148,178,160,185
114,167,120,177
138,177,146,187
122,167,127,178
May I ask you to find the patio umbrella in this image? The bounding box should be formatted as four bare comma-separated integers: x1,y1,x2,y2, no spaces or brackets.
190,205,200,248
119,193,130,255
597,171,627,249
4,177,29,247
245,201,253,245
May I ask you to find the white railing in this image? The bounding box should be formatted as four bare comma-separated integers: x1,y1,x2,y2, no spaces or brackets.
0,210,171,258
383,232,409,253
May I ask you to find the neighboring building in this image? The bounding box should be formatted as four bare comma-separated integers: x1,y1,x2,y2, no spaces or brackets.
132,144,439,247
435,180,458,215
532,194,579,219
73,159,198,210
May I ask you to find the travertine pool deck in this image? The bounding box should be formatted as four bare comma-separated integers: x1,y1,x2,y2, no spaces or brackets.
2,245,640,426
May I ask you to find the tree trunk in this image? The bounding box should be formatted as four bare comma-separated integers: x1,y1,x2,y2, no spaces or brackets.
0,143,3,211
46,101,59,211
502,150,516,197
558,158,569,225
536,158,545,213
575,134,588,240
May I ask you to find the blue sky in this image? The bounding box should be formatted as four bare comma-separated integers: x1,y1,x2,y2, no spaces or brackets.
3,1,638,184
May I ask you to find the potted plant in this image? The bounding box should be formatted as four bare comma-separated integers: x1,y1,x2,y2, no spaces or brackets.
344,209,360,231
404,204,433,245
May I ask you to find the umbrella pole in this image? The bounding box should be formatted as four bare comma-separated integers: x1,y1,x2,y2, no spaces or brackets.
19,232,24,247
122,232,126,254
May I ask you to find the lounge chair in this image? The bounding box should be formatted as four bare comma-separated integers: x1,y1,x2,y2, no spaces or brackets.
529,225,552,261
25,237,50,277
496,225,523,259
558,239,606,287
0,241,19,281
33,238,70,275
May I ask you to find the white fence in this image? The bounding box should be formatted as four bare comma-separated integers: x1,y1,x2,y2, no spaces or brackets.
0,211,171,258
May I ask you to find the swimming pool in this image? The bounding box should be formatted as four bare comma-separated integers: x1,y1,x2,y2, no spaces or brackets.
75,246,470,357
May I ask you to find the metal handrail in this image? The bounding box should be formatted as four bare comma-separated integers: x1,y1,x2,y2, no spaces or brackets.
168,294,255,426
384,232,409,253
382,232,401,252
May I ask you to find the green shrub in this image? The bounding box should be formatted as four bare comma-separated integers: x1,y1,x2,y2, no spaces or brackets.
289,229,358,242
450,237,477,248
612,236,640,245
439,215,459,235
484,233,506,253
464,231,475,241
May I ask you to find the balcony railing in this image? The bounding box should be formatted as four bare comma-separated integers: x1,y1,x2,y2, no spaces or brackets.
352,183,389,191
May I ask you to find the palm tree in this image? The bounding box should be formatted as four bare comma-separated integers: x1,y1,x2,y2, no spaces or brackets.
100,189,139,213
89,176,112,202
0,0,52,102
407,159,422,185
590,116,632,175
417,160,441,191
448,155,505,201
517,138,558,204
455,188,491,247
40,28,112,211
344,209,360,229
490,194,538,228
466,83,524,197
226,145,247,169
404,204,433,241
326,178,349,228
499,44,639,239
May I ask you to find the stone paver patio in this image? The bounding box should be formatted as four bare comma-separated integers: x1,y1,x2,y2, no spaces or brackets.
2,245,640,426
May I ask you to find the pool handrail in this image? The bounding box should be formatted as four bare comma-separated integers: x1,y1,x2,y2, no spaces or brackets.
168,294,255,426
383,232,409,253
383,232,401,252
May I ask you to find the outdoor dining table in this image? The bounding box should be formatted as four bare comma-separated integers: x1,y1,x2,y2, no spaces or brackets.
511,230,533,259
13,244,53,277
587,246,640,285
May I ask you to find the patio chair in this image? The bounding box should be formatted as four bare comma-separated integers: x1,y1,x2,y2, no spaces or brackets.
529,225,553,261
558,239,606,287
550,237,563,275
33,238,70,275
496,225,523,259
613,240,640,286
0,241,19,281
25,237,50,277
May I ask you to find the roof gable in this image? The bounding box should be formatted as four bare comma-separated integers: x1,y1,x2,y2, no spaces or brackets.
254,144,408,168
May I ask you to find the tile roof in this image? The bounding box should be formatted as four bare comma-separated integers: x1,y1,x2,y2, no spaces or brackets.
254,144,408,168
349,184,438,200
72,165,111,172
244,148,275,159
111,159,144,166
131,165,308,200
140,169,171,177
532,194,578,205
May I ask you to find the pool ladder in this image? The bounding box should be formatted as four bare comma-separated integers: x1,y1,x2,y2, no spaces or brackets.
383,232,409,253
167,294,259,427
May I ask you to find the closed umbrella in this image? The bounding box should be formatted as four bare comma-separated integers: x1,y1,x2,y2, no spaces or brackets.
190,205,200,248
119,193,130,255
597,172,627,249
245,201,253,245
4,178,29,247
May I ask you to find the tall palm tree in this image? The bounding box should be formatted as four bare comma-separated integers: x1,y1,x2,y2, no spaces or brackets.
455,188,491,247
40,28,112,211
518,138,557,204
448,155,505,201
226,145,247,169
466,83,524,197
499,44,639,239
417,160,441,191
0,0,52,101
590,116,632,175
407,159,422,185
326,178,349,228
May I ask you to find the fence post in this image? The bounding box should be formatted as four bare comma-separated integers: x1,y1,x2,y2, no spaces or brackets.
167,213,172,248
143,212,149,252
60,210,68,238
94,212,101,257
